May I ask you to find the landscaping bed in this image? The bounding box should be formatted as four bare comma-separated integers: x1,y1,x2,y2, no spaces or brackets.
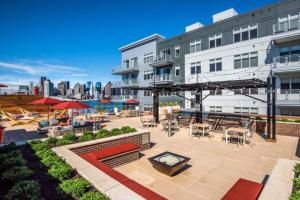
290,163,300,199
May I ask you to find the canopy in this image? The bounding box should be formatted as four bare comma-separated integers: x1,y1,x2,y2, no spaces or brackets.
31,97,62,105
52,101,92,110
126,99,139,103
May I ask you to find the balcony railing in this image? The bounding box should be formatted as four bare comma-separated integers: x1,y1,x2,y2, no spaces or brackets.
280,89,300,94
150,55,174,67
272,53,300,66
273,19,300,34
153,74,173,83
111,95,139,100
112,79,139,87
112,64,139,74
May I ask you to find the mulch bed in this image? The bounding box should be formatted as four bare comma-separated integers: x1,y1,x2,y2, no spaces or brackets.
18,145,73,200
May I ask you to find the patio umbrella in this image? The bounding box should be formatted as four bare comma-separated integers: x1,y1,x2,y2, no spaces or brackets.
31,97,62,120
126,99,139,103
52,101,92,124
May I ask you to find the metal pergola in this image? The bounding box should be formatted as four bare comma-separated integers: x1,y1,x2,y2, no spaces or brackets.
130,76,277,142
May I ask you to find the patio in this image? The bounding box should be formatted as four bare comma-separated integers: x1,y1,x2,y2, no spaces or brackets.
106,117,299,200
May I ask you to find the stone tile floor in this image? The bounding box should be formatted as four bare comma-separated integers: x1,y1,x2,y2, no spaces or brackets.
105,117,300,200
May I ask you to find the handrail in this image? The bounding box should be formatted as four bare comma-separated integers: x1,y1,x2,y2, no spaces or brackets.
272,53,300,65
273,19,300,34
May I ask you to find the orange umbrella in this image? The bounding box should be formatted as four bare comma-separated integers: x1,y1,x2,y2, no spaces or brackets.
31,97,62,120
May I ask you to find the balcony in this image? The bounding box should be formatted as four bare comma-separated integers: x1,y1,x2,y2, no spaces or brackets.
272,19,300,44
112,64,139,75
151,74,173,84
277,89,300,107
272,54,300,73
149,55,173,67
111,94,139,101
112,79,139,88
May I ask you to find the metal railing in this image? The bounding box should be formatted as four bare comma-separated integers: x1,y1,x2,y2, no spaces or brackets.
112,64,139,73
111,95,139,100
273,53,300,66
112,79,139,87
153,54,173,63
280,89,300,94
273,19,300,34
154,74,173,82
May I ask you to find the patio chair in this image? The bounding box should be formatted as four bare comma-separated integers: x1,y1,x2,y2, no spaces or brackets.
190,124,200,138
244,120,255,145
161,119,169,132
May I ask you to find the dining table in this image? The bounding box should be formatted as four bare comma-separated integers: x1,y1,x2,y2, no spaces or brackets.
225,127,249,145
190,123,210,138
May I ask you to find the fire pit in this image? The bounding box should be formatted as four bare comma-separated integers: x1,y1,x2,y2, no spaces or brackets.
148,152,190,176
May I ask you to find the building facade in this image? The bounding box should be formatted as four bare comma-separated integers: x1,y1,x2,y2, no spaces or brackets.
44,79,54,97
111,34,165,111
58,81,70,96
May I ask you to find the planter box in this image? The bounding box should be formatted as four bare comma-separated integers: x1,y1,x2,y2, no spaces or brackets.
259,158,300,200
255,121,300,137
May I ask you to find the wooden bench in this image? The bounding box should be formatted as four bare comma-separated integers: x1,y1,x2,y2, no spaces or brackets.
221,178,264,200
80,143,167,200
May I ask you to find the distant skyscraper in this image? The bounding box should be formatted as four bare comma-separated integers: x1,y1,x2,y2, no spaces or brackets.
44,79,54,97
104,82,112,97
29,81,34,95
57,81,71,96
39,76,46,96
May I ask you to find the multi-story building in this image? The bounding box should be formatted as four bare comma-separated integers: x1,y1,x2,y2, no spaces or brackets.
111,34,165,111
57,81,70,96
104,82,112,98
73,82,85,97
39,76,46,96
151,0,300,116
44,79,54,97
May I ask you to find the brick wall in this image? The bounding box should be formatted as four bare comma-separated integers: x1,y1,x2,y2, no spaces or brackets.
255,121,300,137
103,151,140,168
70,132,150,155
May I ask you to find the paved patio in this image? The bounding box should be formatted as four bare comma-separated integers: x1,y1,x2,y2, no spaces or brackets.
106,117,300,200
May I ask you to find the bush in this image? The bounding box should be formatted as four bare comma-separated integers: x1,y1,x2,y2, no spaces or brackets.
30,142,50,152
63,132,77,141
1,154,26,170
110,128,122,136
59,178,91,198
35,149,56,159
41,154,64,168
0,150,21,164
56,139,73,146
0,142,17,153
46,137,58,146
295,178,300,190
290,190,300,200
1,166,33,182
80,191,110,200
96,130,110,139
5,180,40,200
79,132,94,142
48,163,73,181
295,164,300,175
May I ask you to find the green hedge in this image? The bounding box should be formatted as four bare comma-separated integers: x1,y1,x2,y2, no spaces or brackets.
5,180,40,200
1,166,33,183
48,163,73,181
79,132,94,142
59,178,91,198
80,191,110,200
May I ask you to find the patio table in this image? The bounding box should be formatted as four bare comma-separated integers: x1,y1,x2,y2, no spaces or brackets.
89,114,104,121
190,123,210,137
225,127,249,145
142,117,154,128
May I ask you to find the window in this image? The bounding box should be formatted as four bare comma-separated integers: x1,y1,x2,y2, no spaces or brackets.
190,40,201,53
210,90,222,95
250,107,258,114
175,65,180,77
144,71,153,80
144,90,152,96
131,57,138,68
144,105,152,112
190,62,201,75
175,46,180,57
242,107,249,114
144,52,154,64
234,107,241,113
234,51,258,69
209,34,222,48
235,107,258,114
209,58,222,72
123,60,130,68
233,24,258,43
210,106,222,113
291,78,300,90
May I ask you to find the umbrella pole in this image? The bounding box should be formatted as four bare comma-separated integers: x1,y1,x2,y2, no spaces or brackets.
48,105,50,121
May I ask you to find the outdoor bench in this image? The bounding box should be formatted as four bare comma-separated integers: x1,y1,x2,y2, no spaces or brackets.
221,178,263,200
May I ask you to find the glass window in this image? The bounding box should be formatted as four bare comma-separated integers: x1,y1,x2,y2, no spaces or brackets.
209,34,222,48
291,45,300,55
209,63,215,72
250,52,258,67
280,47,290,56
242,31,249,41
234,55,241,69
209,59,222,72
216,38,222,47
250,29,257,39
175,46,180,57
190,40,201,53
209,40,215,48
291,78,300,90
250,107,258,114
191,66,195,74
234,107,241,113
216,61,222,71
242,53,249,68
234,33,240,43
242,107,249,114
280,78,290,92
175,66,180,77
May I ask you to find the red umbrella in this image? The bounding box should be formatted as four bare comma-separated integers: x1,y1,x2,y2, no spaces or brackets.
31,97,62,120
126,99,139,103
52,101,92,124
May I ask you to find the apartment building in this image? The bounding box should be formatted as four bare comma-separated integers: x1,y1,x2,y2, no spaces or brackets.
111,34,165,111
153,0,300,116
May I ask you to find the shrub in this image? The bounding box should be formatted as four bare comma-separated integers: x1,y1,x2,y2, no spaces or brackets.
59,178,91,198
0,142,17,153
96,130,110,139
46,137,58,146
295,164,300,175
1,166,33,182
35,149,56,159
48,163,73,181
120,126,131,133
56,139,73,146
30,142,50,152
0,150,21,164
79,132,94,142
110,128,122,136
80,191,110,200
295,178,300,190
5,180,40,200
41,154,64,168
295,120,300,123
1,154,26,170
290,190,300,200
63,132,77,141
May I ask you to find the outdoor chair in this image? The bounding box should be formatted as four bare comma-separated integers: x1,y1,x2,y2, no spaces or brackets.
161,119,169,132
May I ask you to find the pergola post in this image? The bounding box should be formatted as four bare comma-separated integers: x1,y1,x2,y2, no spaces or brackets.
267,76,271,140
153,90,159,124
272,76,276,141
195,89,202,123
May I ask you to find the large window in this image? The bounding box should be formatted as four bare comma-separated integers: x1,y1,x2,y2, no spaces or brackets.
280,78,300,93
144,71,153,80
233,24,258,43
175,46,180,57
123,60,130,68
234,107,258,114
210,106,222,113
190,40,201,53
190,62,201,75
131,57,138,68
209,34,222,48
234,51,258,69
209,58,222,72
144,52,154,64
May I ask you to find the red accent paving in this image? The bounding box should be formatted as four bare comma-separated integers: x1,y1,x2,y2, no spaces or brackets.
80,143,167,200
221,178,263,200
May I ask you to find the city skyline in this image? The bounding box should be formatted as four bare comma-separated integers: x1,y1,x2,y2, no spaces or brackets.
0,0,276,86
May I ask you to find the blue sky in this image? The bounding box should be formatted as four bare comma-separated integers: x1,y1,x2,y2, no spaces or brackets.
0,0,277,87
